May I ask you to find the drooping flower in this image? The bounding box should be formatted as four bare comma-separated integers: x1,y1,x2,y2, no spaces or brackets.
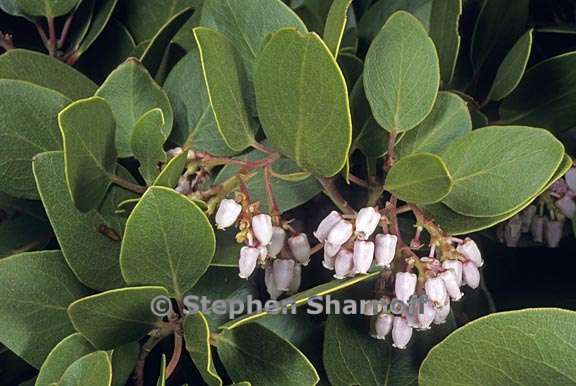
353,240,374,274
462,261,480,289
456,238,484,267
355,207,381,240
273,259,295,291
288,234,312,266
215,199,242,230
395,272,417,303
314,211,342,242
391,317,413,349
252,214,273,245
238,246,260,279
268,227,286,257
375,234,397,268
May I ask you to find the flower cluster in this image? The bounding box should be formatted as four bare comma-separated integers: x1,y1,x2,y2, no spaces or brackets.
369,238,483,349
498,167,575,248
314,208,398,278
215,198,311,299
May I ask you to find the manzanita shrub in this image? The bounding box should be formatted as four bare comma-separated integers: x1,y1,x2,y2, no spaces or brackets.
1,0,576,385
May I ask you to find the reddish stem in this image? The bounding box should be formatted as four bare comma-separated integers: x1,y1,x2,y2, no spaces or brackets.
58,12,75,48
264,166,281,224
47,17,57,56
165,333,183,380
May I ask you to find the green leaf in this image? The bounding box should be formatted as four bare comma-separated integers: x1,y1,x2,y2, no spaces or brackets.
440,126,565,217
216,324,319,386
131,108,167,185
75,0,119,57
214,151,321,214
429,0,462,85
356,116,400,158
200,0,307,78
255,28,352,177
0,80,70,199
221,272,380,329
140,7,194,76
419,308,576,386
396,92,472,159
120,186,216,298
110,342,140,386
68,286,168,350
385,153,452,204
323,0,352,56
470,0,529,72
364,11,440,132
15,0,78,17
152,151,187,188
194,27,257,152
500,52,576,132
164,48,236,155
95,59,173,157
488,30,533,101
183,313,223,386
423,154,574,235
0,0,25,16
36,334,95,386
156,355,166,386
0,251,89,368
33,151,126,290
58,351,112,386
59,97,117,212
0,49,97,100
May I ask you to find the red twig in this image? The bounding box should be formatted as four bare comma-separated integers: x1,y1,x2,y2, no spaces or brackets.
46,17,57,56
165,333,183,380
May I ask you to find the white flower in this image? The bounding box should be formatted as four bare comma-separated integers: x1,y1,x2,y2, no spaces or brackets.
327,219,354,246
521,205,537,232
372,313,393,340
288,234,311,266
375,234,397,268
287,264,302,294
324,242,341,258
252,214,273,245
314,211,342,242
355,207,381,240
556,196,576,219
238,247,259,279
353,240,374,274
417,301,436,330
439,270,463,301
273,259,295,291
442,259,463,286
391,317,412,349
531,215,545,243
545,219,564,248
334,249,355,279
456,238,483,267
323,248,336,270
425,277,447,307
566,168,576,192
265,266,283,300
434,301,451,325
395,272,417,303
268,227,287,257
215,199,242,230
462,261,480,289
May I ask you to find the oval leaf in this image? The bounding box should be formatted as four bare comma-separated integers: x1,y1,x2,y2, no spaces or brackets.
15,0,79,17
194,27,257,152
440,126,565,217
255,28,352,177
419,308,576,386
67,286,168,350
95,59,173,157
385,153,452,204
364,11,440,132
120,186,216,297
183,312,223,386
131,108,167,185
323,0,353,56
58,351,112,386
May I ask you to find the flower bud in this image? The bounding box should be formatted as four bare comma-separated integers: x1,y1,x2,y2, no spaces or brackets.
334,249,355,279
417,301,436,330
353,240,374,274
273,259,295,291
288,234,311,266
238,246,259,279
391,317,412,349
167,147,183,158
521,205,537,232
327,219,354,246
314,211,342,242
556,196,576,219
531,215,545,243
265,266,283,300
355,207,381,239
456,238,483,267
372,313,393,340
215,199,242,230
434,302,451,325
439,270,463,301
504,214,522,247
566,168,576,192
394,272,417,303
252,214,273,245
268,227,286,258
425,277,447,307
288,264,302,294
375,234,397,268
323,249,336,270
442,259,463,286
462,261,480,289
175,174,191,195
545,219,564,248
